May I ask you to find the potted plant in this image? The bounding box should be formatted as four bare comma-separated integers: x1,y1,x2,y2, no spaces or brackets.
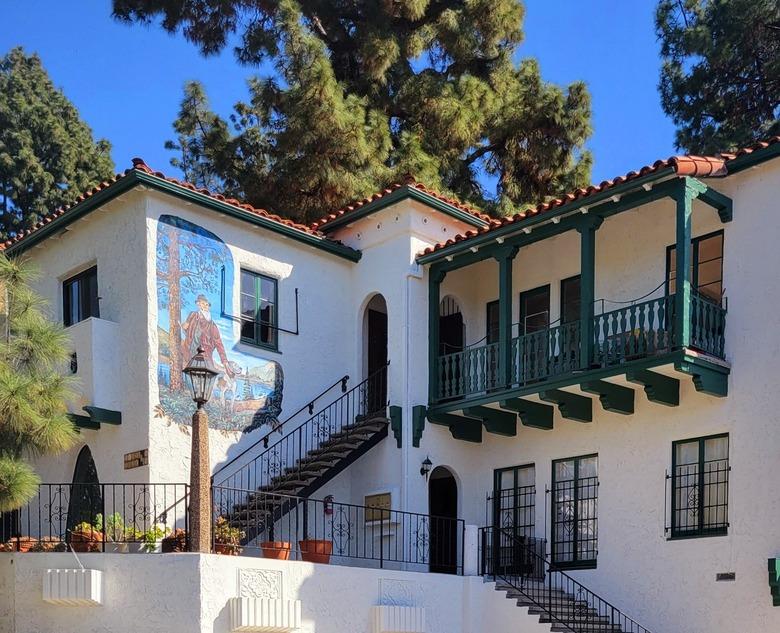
124,527,146,553
70,522,103,552
96,513,129,553
213,517,243,555
29,536,66,552
261,540,292,560
161,528,188,553
298,539,333,564
8,536,38,552
141,525,169,553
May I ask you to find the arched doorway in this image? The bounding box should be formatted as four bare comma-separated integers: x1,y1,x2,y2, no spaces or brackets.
364,294,388,412
428,465,458,574
66,446,103,538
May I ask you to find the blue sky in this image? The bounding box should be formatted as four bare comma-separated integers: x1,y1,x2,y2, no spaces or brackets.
0,1,676,187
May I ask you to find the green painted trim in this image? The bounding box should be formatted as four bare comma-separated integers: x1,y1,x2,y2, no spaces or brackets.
768,559,780,607
428,267,446,403
389,405,402,448
725,142,780,174
449,421,483,443
675,359,729,397
494,245,519,388
674,180,694,349
7,171,362,262
412,405,426,448
82,406,122,425
69,413,99,430
463,406,517,437
416,169,679,266
316,185,489,232
499,398,554,429
576,216,602,370
580,380,635,415
689,179,733,223
427,411,476,427
539,389,592,423
625,369,680,407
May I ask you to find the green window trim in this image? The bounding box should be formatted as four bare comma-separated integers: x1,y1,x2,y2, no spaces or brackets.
239,269,279,351
670,433,730,539
665,229,725,305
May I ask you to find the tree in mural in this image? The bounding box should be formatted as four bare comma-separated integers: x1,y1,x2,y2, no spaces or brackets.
0,255,77,510
156,217,225,389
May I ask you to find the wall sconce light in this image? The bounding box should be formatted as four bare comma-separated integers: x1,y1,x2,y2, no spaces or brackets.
420,457,432,479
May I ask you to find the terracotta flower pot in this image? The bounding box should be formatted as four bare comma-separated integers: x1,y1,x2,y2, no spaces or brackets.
261,541,291,560
70,530,103,553
214,542,241,556
10,537,37,553
299,539,332,564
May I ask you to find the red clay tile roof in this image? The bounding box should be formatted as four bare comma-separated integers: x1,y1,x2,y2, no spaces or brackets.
0,158,326,251
310,179,493,231
418,137,780,259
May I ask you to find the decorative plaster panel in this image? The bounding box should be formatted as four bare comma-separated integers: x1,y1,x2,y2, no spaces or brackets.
42,569,103,606
371,606,426,633
379,579,421,607
239,568,283,599
229,597,301,632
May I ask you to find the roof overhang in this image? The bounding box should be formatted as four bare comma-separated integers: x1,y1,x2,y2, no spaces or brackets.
6,170,362,262
316,184,490,233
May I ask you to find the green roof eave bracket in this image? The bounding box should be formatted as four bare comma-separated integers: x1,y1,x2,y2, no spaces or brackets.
685,177,733,223
70,406,122,431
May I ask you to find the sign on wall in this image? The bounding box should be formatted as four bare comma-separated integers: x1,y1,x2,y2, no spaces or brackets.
155,215,283,432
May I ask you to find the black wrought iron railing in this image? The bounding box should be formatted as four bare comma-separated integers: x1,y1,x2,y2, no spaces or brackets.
214,363,389,491
212,373,351,484
0,483,189,552
214,486,464,573
479,527,653,633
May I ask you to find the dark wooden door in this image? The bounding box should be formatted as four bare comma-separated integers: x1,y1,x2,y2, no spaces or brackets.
367,308,388,412
429,470,458,574
66,446,103,539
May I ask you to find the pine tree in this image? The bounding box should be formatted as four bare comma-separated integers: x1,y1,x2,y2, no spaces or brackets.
0,48,115,239
0,256,78,511
657,0,780,154
113,0,592,221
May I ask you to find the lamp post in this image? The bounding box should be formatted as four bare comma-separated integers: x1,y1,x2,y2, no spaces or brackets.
182,347,218,553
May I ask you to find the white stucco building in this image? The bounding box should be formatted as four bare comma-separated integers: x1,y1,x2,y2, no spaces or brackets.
2,138,780,633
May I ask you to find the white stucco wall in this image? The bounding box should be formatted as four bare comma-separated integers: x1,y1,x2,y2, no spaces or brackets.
0,553,551,633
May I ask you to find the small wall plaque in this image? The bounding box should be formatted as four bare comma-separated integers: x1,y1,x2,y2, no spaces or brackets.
123,449,148,470
716,572,736,582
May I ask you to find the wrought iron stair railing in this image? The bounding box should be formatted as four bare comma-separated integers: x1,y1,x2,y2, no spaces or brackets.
480,527,653,633
213,363,390,494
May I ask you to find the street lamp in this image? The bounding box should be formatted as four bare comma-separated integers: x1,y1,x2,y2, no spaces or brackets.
182,347,218,553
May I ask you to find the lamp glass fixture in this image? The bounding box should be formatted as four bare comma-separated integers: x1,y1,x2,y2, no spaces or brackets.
182,346,219,406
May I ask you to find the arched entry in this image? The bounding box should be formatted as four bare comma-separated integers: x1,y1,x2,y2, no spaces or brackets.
364,294,388,411
428,465,458,574
66,446,103,537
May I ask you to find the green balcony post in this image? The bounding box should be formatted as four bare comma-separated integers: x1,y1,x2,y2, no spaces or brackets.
674,180,694,349
429,266,446,403
576,216,603,370
494,245,519,388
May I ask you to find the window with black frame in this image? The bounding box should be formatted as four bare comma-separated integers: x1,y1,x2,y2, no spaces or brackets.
671,434,729,538
63,266,99,327
552,454,598,568
489,465,538,576
240,269,278,350
666,230,724,304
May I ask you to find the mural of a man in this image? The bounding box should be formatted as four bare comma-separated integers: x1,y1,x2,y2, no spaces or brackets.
181,294,234,378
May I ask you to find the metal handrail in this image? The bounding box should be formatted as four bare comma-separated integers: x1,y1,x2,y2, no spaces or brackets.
212,373,350,482
481,526,653,633
213,363,389,490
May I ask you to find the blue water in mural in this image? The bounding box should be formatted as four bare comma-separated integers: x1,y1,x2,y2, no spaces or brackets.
156,215,283,432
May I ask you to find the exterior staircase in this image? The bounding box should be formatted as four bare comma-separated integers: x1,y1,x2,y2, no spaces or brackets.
212,365,390,542
482,528,653,633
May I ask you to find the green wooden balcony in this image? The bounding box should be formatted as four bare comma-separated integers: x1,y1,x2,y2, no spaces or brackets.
433,293,727,406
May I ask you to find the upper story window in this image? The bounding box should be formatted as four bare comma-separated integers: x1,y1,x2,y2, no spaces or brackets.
560,275,581,325
486,300,500,344
671,434,729,538
240,269,278,350
63,266,99,327
667,230,724,304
